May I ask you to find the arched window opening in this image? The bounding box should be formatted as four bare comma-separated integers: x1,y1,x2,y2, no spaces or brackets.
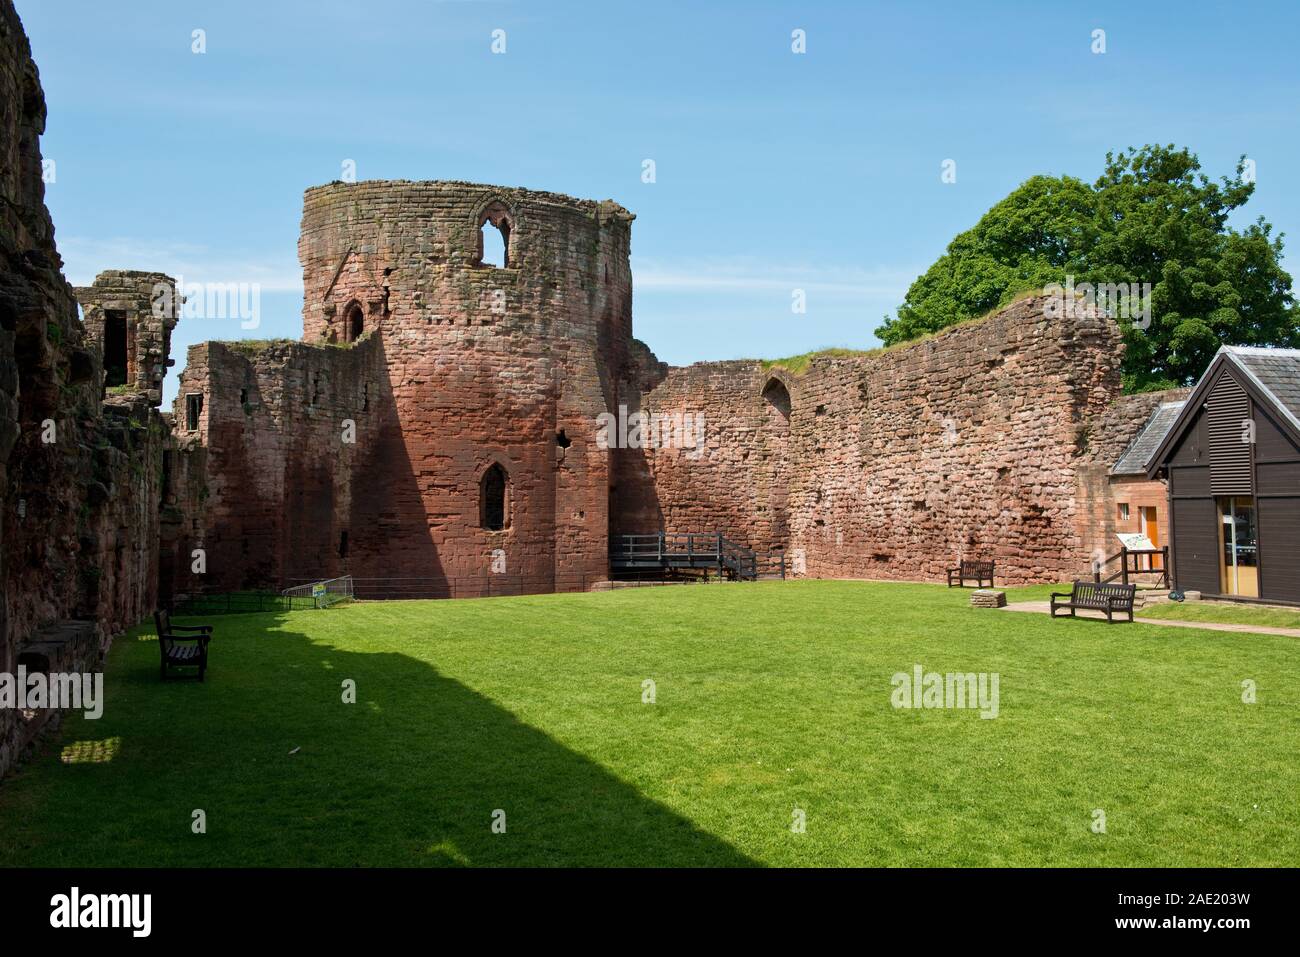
345,302,364,342
480,463,510,531
475,202,513,269
763,377,791,423
480,221,508,268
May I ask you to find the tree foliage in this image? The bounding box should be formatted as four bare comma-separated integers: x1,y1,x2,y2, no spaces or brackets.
876,145,1299,391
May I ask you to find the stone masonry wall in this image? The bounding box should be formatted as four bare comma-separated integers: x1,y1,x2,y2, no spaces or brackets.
76,270,179,404
172,180,637,597
1,1,166,780
169,336,384,595
616,295,1131,585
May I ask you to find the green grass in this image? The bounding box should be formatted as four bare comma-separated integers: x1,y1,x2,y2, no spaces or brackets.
1,580,1296,867
1138,600,1300,631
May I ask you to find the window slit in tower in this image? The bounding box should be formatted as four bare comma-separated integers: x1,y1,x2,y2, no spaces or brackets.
481,463,509,531
185,393,203,431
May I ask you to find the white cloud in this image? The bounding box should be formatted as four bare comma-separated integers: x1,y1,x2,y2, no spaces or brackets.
59,236,302,294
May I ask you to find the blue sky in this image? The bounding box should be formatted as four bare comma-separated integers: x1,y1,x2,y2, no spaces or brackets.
18,0,1300,403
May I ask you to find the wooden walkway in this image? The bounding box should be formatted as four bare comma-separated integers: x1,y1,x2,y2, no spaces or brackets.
610,532,776,582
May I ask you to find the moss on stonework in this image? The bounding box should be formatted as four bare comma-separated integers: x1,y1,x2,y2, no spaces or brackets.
757,347,876,375
753,291,1056,375
222,339,297,354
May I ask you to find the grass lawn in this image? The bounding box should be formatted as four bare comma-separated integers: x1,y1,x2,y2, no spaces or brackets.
0,580,1295,867
1138,600,1300,631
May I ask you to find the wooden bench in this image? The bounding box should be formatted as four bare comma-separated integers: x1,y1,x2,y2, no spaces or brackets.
1049,581,1136,624
947,559,995,588
154,610,213,681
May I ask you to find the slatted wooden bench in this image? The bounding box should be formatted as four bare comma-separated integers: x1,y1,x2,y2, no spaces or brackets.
154,610,213,681
1049,581,1137,624
947,559,995,588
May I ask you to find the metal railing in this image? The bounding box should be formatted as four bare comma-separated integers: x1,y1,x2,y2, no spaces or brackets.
170,591,296,616
1092,546,1169,587
280,575,355,609
609,531,763,581
284,574,602,601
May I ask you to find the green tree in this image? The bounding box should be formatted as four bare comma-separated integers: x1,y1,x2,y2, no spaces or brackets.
876,145,1300,391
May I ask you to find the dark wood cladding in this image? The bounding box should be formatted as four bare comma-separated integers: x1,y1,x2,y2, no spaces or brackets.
1207,373,1252,495
1154,351,1300,604
1258,498,1300,602
1171,498,1219,594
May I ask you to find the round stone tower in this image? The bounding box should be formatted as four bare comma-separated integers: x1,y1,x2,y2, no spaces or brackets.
297,180,636,591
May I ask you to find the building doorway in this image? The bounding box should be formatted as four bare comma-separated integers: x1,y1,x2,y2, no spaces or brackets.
1139,506,1162,569
1218,497,1259,597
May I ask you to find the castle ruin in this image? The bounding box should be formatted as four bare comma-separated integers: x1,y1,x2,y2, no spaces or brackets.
154,178,1154,599
0,0,1171,778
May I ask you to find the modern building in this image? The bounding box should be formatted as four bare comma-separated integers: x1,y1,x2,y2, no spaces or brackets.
1146,346,1300,604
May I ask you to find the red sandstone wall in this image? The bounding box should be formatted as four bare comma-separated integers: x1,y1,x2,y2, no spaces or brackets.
173,182,637,597
1,1,165,778
172,189,1157,597
618,295,1131,585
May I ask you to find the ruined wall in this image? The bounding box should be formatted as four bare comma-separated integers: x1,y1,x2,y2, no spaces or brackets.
617,295,1131,585
75,270,178,404
611,360,793,552
168,336,384,595
168,182,1162,598
173,181,637,596
0,2,167,779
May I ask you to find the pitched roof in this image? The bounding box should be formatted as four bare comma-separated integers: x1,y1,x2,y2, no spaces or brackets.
1221,346,1300,437
1112,400,1187,475
1145,345,1300,478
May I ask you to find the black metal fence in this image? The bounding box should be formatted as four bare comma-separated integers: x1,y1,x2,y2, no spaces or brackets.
170,562,790,617
284,574,604,601
169,591,306,616
609,531,775,581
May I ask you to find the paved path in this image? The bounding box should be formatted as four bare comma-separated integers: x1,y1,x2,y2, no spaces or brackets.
1001,601,1300,639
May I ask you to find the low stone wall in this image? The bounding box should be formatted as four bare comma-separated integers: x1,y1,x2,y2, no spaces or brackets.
0,620,97,779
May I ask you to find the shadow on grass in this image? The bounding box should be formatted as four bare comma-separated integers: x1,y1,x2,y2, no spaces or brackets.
0,611,755,868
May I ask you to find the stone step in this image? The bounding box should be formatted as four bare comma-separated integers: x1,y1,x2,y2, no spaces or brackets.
1133,589,1171,610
